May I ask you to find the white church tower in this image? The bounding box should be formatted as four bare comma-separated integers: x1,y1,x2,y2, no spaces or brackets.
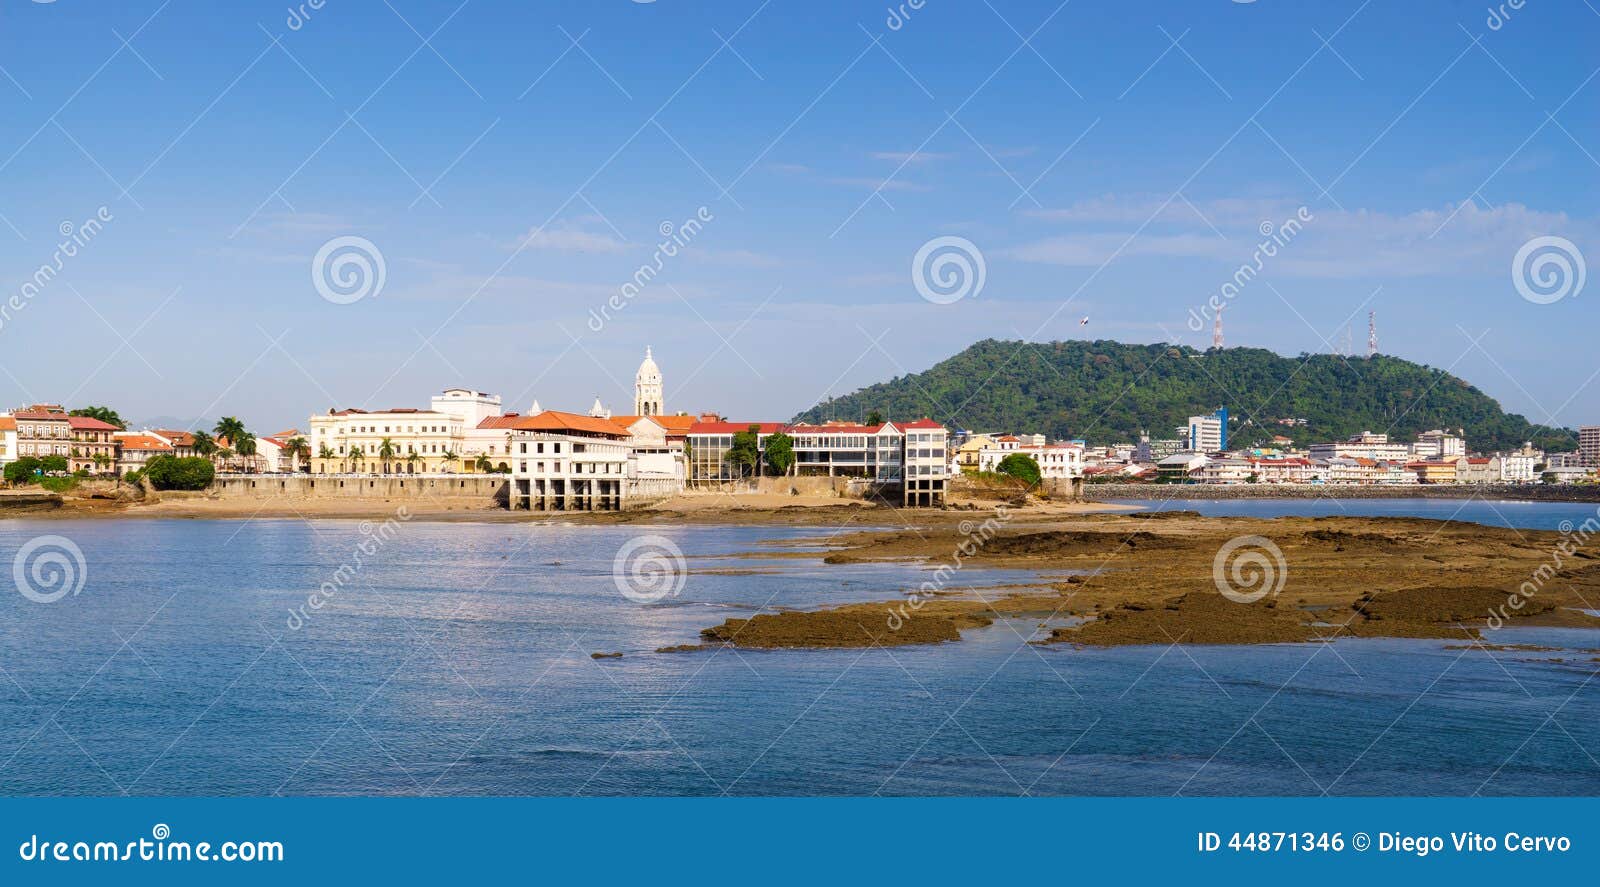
634,346,663,417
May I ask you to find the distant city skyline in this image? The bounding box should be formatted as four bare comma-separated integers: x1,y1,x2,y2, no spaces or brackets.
0,0,1595,433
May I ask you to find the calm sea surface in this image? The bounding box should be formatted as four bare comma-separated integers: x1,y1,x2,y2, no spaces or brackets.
1,502,1596,796
1108,496,1600,531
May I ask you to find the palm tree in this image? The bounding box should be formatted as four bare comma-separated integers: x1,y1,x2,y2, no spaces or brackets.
214,417,246,447
234,431,258,472
441,450,458,473
474,455,491,473
191,430,218,460
378,437,397,474
318,444,336,473
348,446,365,473
285,436,309,473
217,447,235,470
405,451,420,474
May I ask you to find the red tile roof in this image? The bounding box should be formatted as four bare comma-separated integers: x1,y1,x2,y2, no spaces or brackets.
688,421,788,435
10,410,69,421
653,415,697,434
900,418,945,429
0,417,14,432
116,434,174,453
510,410,631,436
67,416,120,431
475,414,525,430
151,429,196,447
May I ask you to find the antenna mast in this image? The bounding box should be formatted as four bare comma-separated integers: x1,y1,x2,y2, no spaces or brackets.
1367,311,1377,358
1212,304,1224,350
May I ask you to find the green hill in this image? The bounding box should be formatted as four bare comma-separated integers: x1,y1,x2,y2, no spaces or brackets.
793,339,1575,454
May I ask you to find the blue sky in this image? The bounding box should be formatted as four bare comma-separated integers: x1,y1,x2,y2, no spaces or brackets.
0,0,1595,435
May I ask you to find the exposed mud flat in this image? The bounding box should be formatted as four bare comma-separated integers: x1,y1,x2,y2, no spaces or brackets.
688,512,1600,651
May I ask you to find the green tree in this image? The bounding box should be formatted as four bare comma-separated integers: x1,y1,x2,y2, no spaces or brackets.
40,455,68,473
995,453,1042,486
190,431,218,459
378,437,397,473
92,452,112,473
284,436,308,472
724,425,762,480
4,457,42,484
474,454,491,473
234,431,257,471
866,410,884,426
69,406,125,429
441,450,458,472
348,446,365,471
144,455,215,490
763,432,795,477
213,417,247,449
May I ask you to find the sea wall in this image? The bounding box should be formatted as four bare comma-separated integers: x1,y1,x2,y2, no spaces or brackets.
1081,483,1600,503
211,474,508,504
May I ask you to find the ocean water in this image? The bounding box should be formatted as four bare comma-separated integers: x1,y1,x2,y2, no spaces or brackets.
1108,496,1600,531
0,513,1595,797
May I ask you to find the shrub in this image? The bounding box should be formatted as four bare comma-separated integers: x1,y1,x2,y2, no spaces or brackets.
994,453,1042,487
39,455,68,473
39,476,77,493
4,457,42,485
143,455,215,491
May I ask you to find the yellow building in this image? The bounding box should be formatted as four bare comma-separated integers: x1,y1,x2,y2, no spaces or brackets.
954,434,993,472
1407,460,1458,484
308,407,466,474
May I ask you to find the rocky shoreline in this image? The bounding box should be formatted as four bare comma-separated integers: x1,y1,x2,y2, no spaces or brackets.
682,511,1600,651
1082,482,1600,502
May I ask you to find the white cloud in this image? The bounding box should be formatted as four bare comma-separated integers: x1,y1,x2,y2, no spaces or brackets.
514,225,627,253
1009,196,1593,278
869,151,955,164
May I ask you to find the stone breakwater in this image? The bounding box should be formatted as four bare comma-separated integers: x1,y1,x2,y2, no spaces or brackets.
1081,483,1600,503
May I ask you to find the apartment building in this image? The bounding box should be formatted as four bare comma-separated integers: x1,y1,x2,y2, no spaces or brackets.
507,411,633,511
684,418,949,505
1581,426,1600,467
0,417,15,471
309,406,466,474
10,406,72,463
114,433,176,474
1413,429,1466,460
1183,408,1227,453
1309,431,1411,462
975,441,1084,480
